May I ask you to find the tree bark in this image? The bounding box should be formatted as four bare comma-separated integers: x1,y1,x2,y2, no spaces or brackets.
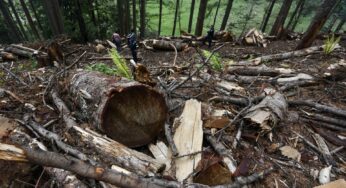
19,0,43,40
335,18,345,33
270,0,293,37
260,0,277,33
140,0,146,38
172,0,180,36
7,0,28,40
290,0,305,31
87,0,97,26
195,0,208,36
296,0,339,49
117,0,124,35
213,0,221,27
124,0,130,33
220,0,234,31
286,0,305,31
28,0,44,32
188,0,195,33
68,71,167,147
132,0,137,31
75,0,88,42
0,0,22,42
325,14,338,33
42,0,64,36
158,0,162,35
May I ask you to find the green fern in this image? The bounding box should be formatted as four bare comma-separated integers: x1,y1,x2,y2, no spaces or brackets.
201,49,223,71
324,34,341,55
109,49,133,79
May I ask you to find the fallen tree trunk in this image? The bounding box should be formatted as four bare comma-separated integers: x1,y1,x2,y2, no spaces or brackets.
4,44,47,58
68,71,167,147
152,39,187,51
228,65,294,76
236,44,340,66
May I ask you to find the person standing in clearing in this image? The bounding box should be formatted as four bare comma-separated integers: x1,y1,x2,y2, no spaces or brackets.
127,29,138,62
112,31,122,52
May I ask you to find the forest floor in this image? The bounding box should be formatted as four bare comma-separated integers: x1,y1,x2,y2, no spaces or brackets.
0,37,345,188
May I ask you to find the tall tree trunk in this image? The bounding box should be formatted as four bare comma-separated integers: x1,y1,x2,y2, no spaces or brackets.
270,0,293,37
286,0,305,30
132,0,137,31
296,0,339,49
0,0,22,42
187,0,195,33
290,0,305,31
8,0,28,40
260,0,277,32
140,0,146,38
335,18,345,33
158,0,162,35
220,0,234,31
172,0,180,36
117,0,124,35
28,0,44,31
124,0,130,34
87,0,97,26
195,0,207,36
75,0,88,42
213,0,221,27
240,2,255,38
42,0,64,36
19,0,43,40
326,14,338,33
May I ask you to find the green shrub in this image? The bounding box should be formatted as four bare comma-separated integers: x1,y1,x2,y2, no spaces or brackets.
86,63,117,75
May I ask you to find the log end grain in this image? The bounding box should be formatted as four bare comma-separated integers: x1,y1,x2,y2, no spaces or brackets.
101,85,167,147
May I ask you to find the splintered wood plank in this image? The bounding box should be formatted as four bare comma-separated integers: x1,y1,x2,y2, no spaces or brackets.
173,99,203,182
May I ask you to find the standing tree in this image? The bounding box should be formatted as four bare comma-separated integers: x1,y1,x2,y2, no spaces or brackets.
19,0,43,40
172,0,180,36
325,14,338,33
42,0,64,36
140,0,146,38
188,0,195,33
290,0,305,31
124,0,130,34
158,0,162,35
0,0,22,42
286,0,305,31
75,0,88,42
213,0,221,27
8,0,28,40
132,0,137,31
28,0,44,32
270,0,293,37
335,15,346,33
260,0,277,32
220,0,234,31
195,0,207,36
296,0,339,49
117,0,124,35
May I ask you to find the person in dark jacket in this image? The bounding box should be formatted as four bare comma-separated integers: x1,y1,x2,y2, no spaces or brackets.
127,29,138,62
204,25,214,48
112,31,122,52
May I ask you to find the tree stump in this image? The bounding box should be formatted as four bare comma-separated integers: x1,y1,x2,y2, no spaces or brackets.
69,71,167,147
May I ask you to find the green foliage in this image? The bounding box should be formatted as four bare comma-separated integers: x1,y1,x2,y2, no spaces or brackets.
109,49,133,79
323,34,341,55
86,63,117,75
201,49,223,71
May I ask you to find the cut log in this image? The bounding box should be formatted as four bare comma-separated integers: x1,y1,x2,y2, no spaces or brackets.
237,44,340,66
152,39,187,51
69,71,167,147
72,126,165,175
173,99,203,182
228,65,294,76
